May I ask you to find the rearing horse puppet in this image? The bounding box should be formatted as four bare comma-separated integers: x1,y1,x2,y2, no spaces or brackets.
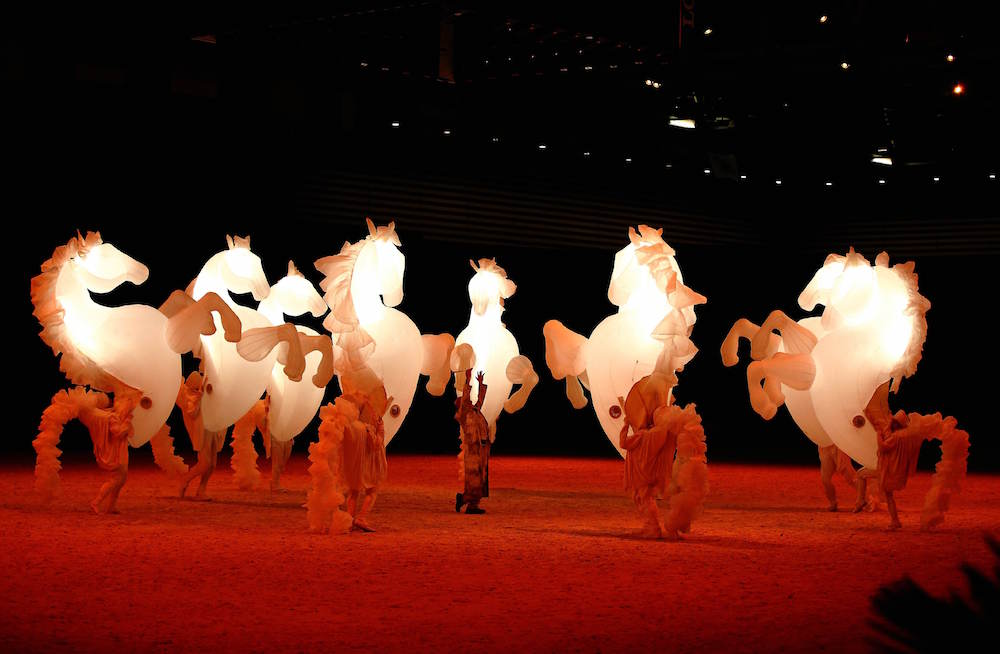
228,261,334,491
31,231,243,513
721,248,969,529
173,235,322,499
313,219,454,444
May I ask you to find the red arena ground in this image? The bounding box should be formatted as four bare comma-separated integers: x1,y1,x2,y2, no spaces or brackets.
1,454,997,653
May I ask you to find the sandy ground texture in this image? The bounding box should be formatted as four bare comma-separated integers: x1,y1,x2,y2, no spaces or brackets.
1,454,998,653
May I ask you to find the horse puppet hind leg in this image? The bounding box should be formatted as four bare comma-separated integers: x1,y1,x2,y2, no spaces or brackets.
33,387,106,502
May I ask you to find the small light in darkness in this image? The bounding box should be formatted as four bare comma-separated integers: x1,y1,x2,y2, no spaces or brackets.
442,129,451,135
390,121,400,128
878,179,886,185
946,54,955,62
704,28,713,36
953,83,965,95
538,144,547,150
825,181,833,187
819,15,828,24
775,179,782,185
932,176,941,182
840,61,850,70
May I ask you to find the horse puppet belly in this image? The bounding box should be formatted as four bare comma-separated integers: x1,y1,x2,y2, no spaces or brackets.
587,313,671,458
779,317,834,448
266,325,326,442
92,305,182,446
809,327,885,469
454,326,517,429
353,308,422,445
200,305,276,432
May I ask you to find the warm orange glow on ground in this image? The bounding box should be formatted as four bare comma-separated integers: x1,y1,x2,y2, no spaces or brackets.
1,455,997,651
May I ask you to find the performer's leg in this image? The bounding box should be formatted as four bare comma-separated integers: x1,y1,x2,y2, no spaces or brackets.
194,432,223,500
885,491,902,530
91,464,127,514
818,445,838,511
354,488,378,531
270,438,293,491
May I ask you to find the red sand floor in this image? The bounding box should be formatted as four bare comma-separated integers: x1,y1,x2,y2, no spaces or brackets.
1,454,998,653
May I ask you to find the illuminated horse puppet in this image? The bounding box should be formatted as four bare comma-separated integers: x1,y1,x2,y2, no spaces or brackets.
304,220,456,533
448,259,539,510
543,225,707,455
543,225,708,537
313,219,454,445
721,249,969,529
174,236,323,499
228,261,334,491
31,232,242,513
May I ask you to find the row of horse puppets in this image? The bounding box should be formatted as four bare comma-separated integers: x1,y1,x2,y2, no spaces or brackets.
30,220,970,534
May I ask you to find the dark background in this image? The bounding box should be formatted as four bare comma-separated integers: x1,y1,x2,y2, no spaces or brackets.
5,2,997,469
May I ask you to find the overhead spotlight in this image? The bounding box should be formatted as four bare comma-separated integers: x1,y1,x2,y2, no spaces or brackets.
645,79,653,86
739,174,747,180
652,82,661,89
932,176,941,182
819,15,828,24
625,157,632,163
584,65,593,71
491,136,500,143
442,129,451,135
825,181,833,187
840,61,850,70
946,54,955,62
990,173,997,180
872,155,893,166
360,61,369,68
583,151,591,157
669,117,696,129
538,144,547,150
703,168,711,175
703,28,713,36
775,179,782,185
665,163,673,169
390,121,400,128
878,179,886,185
953,83,965,95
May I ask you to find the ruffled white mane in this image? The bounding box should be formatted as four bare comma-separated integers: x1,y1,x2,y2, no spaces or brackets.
31,231,115,391
314,219,400,371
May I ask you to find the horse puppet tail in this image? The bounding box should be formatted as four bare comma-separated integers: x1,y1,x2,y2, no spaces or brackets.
918,413,971,531
33,387,108,500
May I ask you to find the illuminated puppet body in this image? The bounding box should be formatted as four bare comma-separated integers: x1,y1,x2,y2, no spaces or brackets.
450,258,539,512
31,232,241,512
314,219,454,446
306,220,452,533
177,236,309,499
543,225,708,537
722,249,969,528
543,225,707,456
229,262,334,491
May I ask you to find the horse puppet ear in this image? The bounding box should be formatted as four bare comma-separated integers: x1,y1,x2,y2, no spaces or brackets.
366,217,377,238
226,235,235,250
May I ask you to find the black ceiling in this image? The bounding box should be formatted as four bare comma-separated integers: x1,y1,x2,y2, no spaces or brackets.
4,2,998,196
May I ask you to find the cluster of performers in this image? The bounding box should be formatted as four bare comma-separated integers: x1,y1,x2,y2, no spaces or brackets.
29,225,969,538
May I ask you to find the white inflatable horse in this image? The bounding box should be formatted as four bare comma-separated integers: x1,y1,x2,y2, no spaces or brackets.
31,231,241,512
314,219,454,446
543,225,706,456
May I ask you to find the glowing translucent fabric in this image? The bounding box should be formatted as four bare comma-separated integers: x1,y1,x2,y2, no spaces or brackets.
38,234,181,446
190,235,288,432
451,259,538,438
256,261,330,442
722,249,930,469
31,232,244,510
315,220,453,446
543,225,707,457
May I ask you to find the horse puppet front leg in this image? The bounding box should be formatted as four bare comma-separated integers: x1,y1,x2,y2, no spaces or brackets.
160,290,243,355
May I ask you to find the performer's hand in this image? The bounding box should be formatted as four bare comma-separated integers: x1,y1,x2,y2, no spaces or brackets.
476,370,485,385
